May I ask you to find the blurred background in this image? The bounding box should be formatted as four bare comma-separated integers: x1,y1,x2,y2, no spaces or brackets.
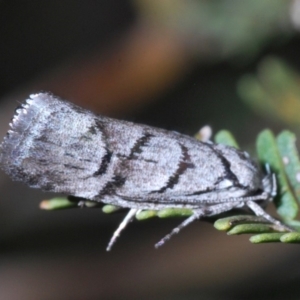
1,1,300,299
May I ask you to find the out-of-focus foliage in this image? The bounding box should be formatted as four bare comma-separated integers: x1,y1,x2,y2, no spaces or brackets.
238,57,300,126
134,0,294,60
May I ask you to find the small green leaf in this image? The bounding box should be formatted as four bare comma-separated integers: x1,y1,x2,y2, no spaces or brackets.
214,130,239,148
136,210,157,220
157,208,193,218
280,232,300,243
256,129,298,220
102,205,121,214
83,201,99,208
249,233,284,243
214,215,269,231
39,197,78,210
227,223,277,235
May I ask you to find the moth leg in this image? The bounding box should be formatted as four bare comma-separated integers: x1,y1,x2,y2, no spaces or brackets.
106,208,140,251
154,213,199,249
246,200,293,232
155,202,239,249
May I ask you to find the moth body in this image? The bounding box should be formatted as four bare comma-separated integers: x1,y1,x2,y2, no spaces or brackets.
0,93,287,250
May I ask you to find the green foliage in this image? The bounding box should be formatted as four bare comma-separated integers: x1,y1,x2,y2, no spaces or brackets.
277,131,300,203
39,197,78,210
256,130,298,220
214,129,300,244
214,130,239,148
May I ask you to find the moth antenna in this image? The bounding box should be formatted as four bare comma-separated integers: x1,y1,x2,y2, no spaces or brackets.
106,208,139,251
155,213,198,249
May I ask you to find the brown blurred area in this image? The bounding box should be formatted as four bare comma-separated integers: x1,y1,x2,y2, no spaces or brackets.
1,1,300,299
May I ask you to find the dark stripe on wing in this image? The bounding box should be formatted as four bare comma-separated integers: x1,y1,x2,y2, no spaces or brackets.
128,132,153,159
93,150,112,176
98,175,126,197
151,144,195,194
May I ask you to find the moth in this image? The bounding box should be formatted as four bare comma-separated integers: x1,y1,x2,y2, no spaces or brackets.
0,93,290,250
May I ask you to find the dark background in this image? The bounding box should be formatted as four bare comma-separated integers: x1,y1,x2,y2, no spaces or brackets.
0,1,300,299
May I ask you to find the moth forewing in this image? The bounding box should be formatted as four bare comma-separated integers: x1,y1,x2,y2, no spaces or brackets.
0,93,291,250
